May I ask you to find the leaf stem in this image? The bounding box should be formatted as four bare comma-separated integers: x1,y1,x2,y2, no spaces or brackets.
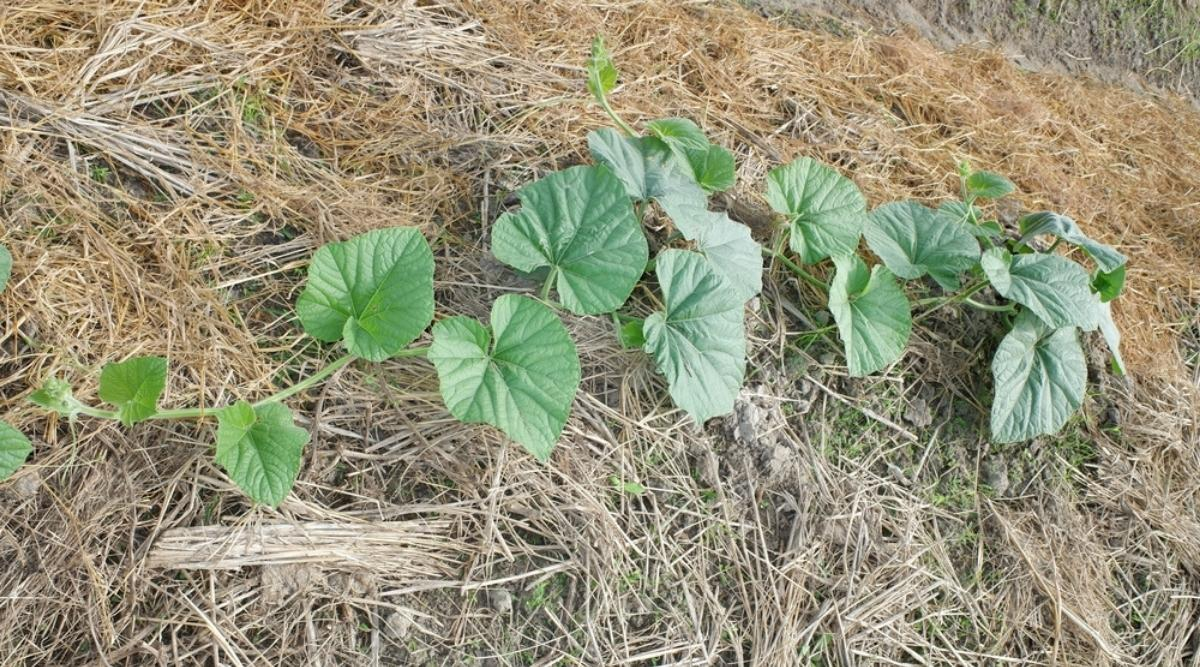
599,95,638,138
540,268,557,302
962,298,1014,313
254,353,356,407
913,279,991,322
762,246,827,294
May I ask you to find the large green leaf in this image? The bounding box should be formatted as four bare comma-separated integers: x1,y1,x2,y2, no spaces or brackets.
429,295,580,461
586,36,617,104
990,311,1086,443
99,356,167,426
766,157,866,264
297,227,434,362
829,255,912,377
587,129,707,204
980,248,1097,329
0,420,32,482
656,195,761,301
0,244,11,294
684,144,736,193
492,165,647,315
1019,212,1127,274
643,250,746,424
646,118,709,152
864,201,980,290
965,171,1015,200
215,401,310,507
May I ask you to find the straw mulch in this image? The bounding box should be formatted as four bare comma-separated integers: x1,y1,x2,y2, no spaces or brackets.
1,0,1198,664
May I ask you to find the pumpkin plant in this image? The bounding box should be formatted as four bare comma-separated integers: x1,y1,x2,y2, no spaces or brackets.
7,228,582,506
766,157,1126,442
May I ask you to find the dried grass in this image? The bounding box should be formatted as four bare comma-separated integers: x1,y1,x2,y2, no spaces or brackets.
1,0,1198,665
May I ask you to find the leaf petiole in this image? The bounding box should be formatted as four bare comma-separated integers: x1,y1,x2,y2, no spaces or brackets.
762,246,828,294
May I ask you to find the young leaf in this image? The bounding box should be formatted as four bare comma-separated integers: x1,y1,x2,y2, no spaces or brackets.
215,401,310,507
646,118,709,152
492,165,647,315
586,36,618,105
990,310,1086,443
587,129,707,204
1019,212,1127,274
297,227,434,362
936,200,1001,239
766,157,867,264
829,255,912,377
617,319,646,349
98,356,167,426
965,171,1016,200
684,144,736,193
643,250,746,424
980,248,1097,330
657,195,762,301
1094,300,1126,375
0,420,32,481
864,201,980,290
29,378,82,418
0,244,11,294
1091,264,1125,303
429,295,581,461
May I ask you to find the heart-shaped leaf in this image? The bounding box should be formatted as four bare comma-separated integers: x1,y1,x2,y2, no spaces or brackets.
492,165,647,315
766,157,866,264
965,171,1015,200
586,36,617,104
587,129,707,204
1019,212,1127,274
0,244,11,294
215,401,310,507
657,195,762,301
864,201,980,290
0,420,32,481
990,311,1086,443
981,248,1096,329
643,249,746,424
684,144,736,193
829,255,912,377
429,295,581,461
297,227,434,362
646,118,709,152
99,356,167,426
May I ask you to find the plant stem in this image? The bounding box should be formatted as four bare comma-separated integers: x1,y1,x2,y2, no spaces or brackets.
76,405,118,420
914,279,991,322
762,246,827,294
254,353,356,407
600,95,638,137
540,268,557,302
962,298,1014,313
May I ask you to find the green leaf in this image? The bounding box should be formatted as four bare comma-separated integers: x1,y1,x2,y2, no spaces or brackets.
0,420,32,481
215,401,310,507
980,248,1097,329
587,129,707,204
643,250,746,424
1019,212,1127,274
297,227,434,362
29,377,82,418
829,255,912,377
657,195,762,301
683,144,736,193
965,171,1016,200
1091,264,1125,303
646,118,709,152
610,476,646,495
492,165,647,315
98,356,167,426
429,295,581,461
936,200,1001,239
0,244,11,294
990,311,1086,443
864,201,980,290
617,319,646,349
1094,300,1126,375
766,157,866,264
586,36,618,104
